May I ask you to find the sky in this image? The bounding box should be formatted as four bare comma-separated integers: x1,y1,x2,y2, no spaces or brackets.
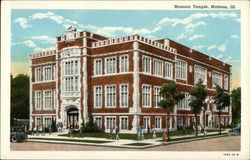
11,10,241,89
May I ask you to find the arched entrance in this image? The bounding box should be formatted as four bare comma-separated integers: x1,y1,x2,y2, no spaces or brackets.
66,105,79,129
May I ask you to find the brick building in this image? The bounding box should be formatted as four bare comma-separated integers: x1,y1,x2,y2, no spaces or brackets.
29,26,232,132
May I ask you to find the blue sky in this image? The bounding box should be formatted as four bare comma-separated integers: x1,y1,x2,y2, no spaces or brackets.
11,10,241,88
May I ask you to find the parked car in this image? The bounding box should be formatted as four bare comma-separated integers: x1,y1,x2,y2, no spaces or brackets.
10,126,27,142
228,125,241,136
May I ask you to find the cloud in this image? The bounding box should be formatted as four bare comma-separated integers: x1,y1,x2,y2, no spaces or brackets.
185,21,206,32
235,18,240,23
33,47,55,53
218,44,226,52
176,33,186,40
158,12,238,27
191,45,205,50
14,18,31,28
211,54,224,60
18,40,37,48
230,35,239,39
30,35,55,44
223,56,240,63
207,45,217,51
189,34,204,40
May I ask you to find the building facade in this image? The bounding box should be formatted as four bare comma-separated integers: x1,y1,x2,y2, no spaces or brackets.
29,27,232,132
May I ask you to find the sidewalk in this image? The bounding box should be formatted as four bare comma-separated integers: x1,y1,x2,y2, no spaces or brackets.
27,131,229,149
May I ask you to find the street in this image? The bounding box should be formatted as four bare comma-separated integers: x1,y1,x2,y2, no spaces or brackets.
11,135,240,151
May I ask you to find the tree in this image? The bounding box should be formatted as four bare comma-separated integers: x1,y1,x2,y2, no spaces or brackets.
231,87,241,126
159,83,184,140
11,74,30,125
189,79,208,137
213,84,230,134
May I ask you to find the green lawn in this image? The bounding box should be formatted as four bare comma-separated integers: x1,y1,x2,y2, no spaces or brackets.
124,143,152,146
57,128,226,140
158,133,227,142
29,137,112,144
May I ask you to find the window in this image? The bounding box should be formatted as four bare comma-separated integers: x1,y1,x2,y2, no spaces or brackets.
105,57,116,74
142,85,151,107
64,77,78,92
106,117,116,129
44,90,52,109
224,75,229,90
94,59,102,75
120,117,128,130
154,87,161,107
106,86,116,108
35,91,42,110
143,117,150,129
120,84,128,107
44,118,52,128
94,117,102,128
142,56,151,73
155,117,161,129
153,59,163,76
64,61,78,75
120,55,129,72
194,65,207,85
177,118,183,127
35,118,41,127
176,60,187,80
165,62,173,79
53,66,57,79
35,68,42,82
44,66,52,81
212,103,218,112
212,71,222,87
94,86,102,108
177,93,190,110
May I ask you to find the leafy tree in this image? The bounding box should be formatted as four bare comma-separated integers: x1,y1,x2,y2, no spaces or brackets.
231,87,241,126
189,79,208,137
213,84,230,134
159,83,184,140
11,74,30,125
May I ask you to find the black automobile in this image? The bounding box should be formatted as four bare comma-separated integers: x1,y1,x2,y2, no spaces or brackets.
10,126,27,142
228,125,241,136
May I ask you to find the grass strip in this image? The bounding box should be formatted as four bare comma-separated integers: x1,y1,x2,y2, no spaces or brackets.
158,133,227,142
29,137,112,144
125,143,152,146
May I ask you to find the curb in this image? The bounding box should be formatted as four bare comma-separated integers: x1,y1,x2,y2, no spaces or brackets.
27,134,229,149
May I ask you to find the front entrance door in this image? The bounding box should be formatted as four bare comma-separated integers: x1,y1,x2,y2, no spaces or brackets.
206,114,209,127
67,107,79,129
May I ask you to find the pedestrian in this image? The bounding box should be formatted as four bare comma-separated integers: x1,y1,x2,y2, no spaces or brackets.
141,126,144,140
152,125,156,139
137,127,141,141
163,129,167,142
192,124,196,135
109,127,114,140
70,125,74,137
31,127,34,136
79,126,84,138
36,125,39,136
42,126,45,136
183,124,187,135
204,127,207,137
115,126,120,140
147,125,150,139
198,124,202,135
48,124,52,135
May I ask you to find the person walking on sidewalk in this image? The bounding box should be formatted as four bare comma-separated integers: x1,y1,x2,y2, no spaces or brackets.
80,126,84,138
141,126,145,140
152,125,157,139
163,129,167,143
115,126,120,140
137,127,141,141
